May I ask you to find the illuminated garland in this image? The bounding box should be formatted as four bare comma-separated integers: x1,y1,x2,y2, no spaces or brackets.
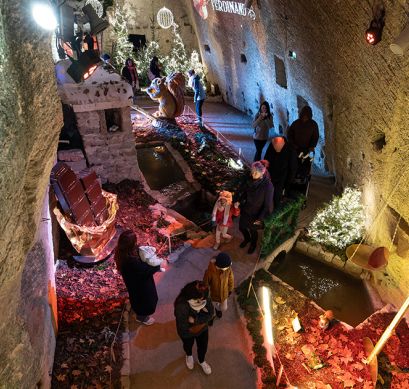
308,187,365,250
111,4,134,71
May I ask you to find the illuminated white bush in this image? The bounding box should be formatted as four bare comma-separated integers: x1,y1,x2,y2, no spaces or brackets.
308,187,365,250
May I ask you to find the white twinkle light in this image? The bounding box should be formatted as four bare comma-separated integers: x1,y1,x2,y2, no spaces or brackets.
308,187,365,249
32,2,58,30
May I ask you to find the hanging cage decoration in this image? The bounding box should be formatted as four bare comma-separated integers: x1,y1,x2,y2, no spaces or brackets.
85,0,103,18
157,6,174,29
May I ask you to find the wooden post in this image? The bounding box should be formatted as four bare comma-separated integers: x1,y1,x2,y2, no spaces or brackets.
364,295,409,364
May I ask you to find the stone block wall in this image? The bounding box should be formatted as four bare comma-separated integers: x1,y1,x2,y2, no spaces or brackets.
185,0,409,305
76,106,140,183
0,1,63,386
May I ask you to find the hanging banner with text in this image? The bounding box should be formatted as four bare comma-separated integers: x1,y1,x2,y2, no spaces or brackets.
193,0,256,20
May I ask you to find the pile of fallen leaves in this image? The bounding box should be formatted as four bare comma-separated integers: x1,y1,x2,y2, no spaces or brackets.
132,115,248,194
52,256,127,389
53,180,177,388
237,269,409,388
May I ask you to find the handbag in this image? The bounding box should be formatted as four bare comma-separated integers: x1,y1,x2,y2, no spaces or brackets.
189,322,207,334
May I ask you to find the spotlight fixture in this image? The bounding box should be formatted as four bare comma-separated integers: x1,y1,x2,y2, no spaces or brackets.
365,4,385,45
32,2,58,30
67,50,101,83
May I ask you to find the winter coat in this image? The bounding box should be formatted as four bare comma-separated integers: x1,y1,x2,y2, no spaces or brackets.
122,65,139,89
120,254,160,316
212,202,240,227
174,297,214,338
239,174,274,226
149,61,161,79
252,113,274,141
264,139,298,187
203,259,234,303
191,74,206,102
287,106,319,153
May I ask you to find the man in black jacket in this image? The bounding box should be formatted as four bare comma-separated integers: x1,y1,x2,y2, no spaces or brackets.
264,136,298,208
287,106,319,154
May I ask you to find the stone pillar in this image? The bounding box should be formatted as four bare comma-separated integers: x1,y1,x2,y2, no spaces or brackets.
0,1,63,386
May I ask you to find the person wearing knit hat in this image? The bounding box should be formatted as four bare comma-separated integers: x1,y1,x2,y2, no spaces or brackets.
203,252,234,319
211,190,240,250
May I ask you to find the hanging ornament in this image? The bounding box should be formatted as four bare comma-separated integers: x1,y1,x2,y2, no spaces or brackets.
157,7,174,29
85,0,103,18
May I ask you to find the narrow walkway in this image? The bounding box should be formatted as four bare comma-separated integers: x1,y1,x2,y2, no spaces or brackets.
129,229,258,389
128,97,337,388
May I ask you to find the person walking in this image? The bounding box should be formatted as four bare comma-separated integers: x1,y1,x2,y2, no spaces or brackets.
264,136,298,207
187,69,206,127
122,58,139,103
203,252,234,319
238,160,274,254
287,105,319,155
252,101,274,161
174,281,214,375
115,230,160,325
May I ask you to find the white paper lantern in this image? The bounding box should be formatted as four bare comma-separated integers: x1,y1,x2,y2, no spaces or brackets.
85,0,103,18
157,7,174,29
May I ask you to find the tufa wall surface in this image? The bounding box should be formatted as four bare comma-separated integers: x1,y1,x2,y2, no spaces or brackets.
0,1,63,387
186,0,409,305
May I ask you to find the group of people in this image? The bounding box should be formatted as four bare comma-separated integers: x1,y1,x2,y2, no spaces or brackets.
115,230,235,376
120,55,207,126
71,31,96,58
252,102,319,206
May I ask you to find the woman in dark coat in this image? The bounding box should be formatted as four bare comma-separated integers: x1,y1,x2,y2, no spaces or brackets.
149,56,162,79
238,160,274,254
121,58,139,102
115,230,160,325
174,281,214,375
264,136,298,208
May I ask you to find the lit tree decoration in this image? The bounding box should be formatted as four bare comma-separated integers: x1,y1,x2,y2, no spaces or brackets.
157,7,174,29
308,187,365,250
134,40,161,85
163,25,189,75
85,0,103,18
111,4,134,71
189,50,206,80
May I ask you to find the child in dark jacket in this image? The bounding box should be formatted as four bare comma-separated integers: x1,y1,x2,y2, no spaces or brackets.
174,281,215,375
203,252,234,319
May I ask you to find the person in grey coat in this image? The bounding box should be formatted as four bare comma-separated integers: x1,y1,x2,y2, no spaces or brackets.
252,101,274,161
174,281,214,375
187,69,206,127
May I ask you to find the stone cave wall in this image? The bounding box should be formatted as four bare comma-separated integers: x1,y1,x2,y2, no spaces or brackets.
0,1,63,387
185,0,409,305
104,0,198,61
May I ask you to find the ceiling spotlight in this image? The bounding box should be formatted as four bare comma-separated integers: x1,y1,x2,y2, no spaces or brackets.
365,4,385,46
32,2,58,30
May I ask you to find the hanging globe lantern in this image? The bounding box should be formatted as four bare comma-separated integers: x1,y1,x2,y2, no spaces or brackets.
157,7,174,29
85,0,103,18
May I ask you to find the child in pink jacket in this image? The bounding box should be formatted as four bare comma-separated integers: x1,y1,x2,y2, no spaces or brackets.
212,191,240,250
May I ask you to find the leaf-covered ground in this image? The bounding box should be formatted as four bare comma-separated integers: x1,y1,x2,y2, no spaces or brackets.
237,269,409,389
52,117,247,388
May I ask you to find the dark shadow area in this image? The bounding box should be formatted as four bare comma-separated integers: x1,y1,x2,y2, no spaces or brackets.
136,146,185,190
269,250,374,326
171,190,214,231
